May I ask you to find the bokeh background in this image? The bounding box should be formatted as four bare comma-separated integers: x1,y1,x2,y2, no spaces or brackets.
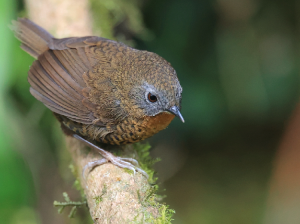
1,0,300,223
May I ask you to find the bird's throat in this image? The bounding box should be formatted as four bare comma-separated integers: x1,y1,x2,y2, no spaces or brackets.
144,112,175,136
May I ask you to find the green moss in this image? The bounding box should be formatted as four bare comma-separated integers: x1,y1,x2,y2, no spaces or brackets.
93,195,102,205
124,168,134,175
131,143,175,222
153,205,175,224
93,184,107,205
93,183,107,205
137,184,175,223
133,142,161,183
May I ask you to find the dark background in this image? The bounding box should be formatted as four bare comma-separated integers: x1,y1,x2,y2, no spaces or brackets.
1,0,300,223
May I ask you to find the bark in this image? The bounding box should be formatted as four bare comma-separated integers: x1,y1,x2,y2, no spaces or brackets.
24,0,164,222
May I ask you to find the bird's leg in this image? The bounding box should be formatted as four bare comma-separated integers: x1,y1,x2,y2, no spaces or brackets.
73,134,149,179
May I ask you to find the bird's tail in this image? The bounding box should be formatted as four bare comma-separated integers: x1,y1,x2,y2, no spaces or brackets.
10,18,54,58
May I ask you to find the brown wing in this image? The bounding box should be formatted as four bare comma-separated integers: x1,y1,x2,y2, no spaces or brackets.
12,18,129,125
28,36,115,125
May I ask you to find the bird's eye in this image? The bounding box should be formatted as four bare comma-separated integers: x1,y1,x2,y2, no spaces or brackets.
147,93,157,103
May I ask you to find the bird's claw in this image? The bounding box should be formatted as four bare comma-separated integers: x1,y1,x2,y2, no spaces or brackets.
82,156,149,180
82,158,108,180
74,134,149,180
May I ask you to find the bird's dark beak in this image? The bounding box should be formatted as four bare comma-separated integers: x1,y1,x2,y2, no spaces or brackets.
166,106,185,123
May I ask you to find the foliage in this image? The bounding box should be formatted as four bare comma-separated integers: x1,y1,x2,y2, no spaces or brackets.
53,192,87,218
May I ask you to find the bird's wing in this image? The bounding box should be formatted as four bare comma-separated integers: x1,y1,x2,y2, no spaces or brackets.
28,36,120,125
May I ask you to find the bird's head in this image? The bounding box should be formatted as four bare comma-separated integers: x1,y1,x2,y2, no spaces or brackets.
126,51,184,123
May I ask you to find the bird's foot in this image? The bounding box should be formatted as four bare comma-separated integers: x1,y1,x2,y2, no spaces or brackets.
73,134,149,180
82,156,148,180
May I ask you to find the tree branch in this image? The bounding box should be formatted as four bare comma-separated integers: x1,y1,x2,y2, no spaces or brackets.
67,137,161,222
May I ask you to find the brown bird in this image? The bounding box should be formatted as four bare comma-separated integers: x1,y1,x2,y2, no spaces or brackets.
11,18,184,177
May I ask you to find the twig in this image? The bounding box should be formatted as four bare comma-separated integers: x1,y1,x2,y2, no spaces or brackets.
54,192,87,218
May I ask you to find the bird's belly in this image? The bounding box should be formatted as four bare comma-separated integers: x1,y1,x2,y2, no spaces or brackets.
56,112,175,145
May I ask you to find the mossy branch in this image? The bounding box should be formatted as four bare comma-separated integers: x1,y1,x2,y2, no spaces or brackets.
66,138,174,223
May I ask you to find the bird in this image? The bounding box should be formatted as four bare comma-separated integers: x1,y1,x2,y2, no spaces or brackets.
11,18,184,178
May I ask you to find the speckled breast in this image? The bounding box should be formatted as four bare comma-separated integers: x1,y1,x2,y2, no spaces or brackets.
101,112,175,145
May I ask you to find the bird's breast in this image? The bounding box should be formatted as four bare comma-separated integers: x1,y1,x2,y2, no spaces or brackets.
102,112,175,145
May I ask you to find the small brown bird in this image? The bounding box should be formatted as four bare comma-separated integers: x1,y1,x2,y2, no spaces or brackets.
11,18,184,177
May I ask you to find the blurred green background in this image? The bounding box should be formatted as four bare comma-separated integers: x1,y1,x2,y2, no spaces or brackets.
1,0,300,223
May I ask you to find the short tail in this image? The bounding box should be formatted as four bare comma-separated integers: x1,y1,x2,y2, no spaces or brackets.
10,18,54,58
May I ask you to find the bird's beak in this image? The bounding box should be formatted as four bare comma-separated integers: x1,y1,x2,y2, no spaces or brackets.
166,106,185,123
